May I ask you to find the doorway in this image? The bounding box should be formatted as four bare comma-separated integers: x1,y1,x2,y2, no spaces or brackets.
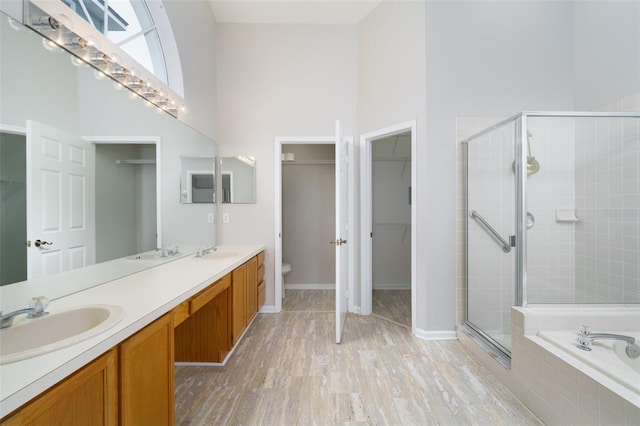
94,143,158,262
361,121,417,333
274,129,354,343
0,130,27,285
281,143,336,309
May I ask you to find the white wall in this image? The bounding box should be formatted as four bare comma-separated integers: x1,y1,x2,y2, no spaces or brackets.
163,1,218,141
357,1,428,329
216,23,357,308
573,1,640,110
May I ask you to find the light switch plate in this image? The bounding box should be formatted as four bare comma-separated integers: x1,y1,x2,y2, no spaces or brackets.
223,213,229,224
207,213,214,224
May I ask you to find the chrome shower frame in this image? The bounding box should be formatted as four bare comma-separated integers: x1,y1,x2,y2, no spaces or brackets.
462,111,640,360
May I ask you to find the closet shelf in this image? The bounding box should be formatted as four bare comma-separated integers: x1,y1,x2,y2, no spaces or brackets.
372,222,411,243
115,159,156,165
372,157,410,162
282,160,334,165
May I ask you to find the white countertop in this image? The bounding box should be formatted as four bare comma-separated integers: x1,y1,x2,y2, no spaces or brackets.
0,245,264,418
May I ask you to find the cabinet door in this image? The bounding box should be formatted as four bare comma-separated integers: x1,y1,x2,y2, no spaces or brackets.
231,263,247,346
119,313,174,426
1,349,117,426
246,256,258,324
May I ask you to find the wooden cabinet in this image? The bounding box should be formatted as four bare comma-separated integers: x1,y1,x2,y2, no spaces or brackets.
246,256,258,324
175,274,231,363
1,349,117,426
1,250,265,424
257,252,265,308
231,263,247,346
119,312,174,426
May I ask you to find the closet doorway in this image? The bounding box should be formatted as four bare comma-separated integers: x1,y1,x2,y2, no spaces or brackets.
361,121,416,332
274,129,353,343
89,136,162,263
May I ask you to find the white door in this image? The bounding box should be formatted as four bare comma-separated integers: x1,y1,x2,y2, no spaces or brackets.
334,120,349,343
27,121,95,279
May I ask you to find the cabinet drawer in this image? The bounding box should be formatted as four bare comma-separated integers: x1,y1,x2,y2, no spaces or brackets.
257,251,265,267
190,274,231,314
258,281,265,308
173,301,190,328
257,264,264,282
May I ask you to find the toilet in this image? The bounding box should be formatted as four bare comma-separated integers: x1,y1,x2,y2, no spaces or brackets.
282,262,292,298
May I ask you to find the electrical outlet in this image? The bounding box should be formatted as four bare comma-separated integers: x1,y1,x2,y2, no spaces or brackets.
223,213,229,224
207,213,214,224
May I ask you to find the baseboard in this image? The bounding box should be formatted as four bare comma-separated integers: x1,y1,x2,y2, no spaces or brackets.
350,305,362,315
259,304,278,313
414,328,457,341
285,283,335,290
372,283,411,290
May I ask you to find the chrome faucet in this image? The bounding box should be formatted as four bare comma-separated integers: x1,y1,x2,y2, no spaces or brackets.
156,246,180,257
202,246,217,255
0,296,50,329
194,246,217,258
577,326,640,358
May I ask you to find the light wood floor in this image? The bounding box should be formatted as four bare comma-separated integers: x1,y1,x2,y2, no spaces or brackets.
282,289,411,329
372,290,411,327
175,291,541,425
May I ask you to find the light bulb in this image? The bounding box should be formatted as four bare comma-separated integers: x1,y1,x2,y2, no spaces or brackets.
93,70,107,80
7,17,23,32
42,37,62,52
70,55,88,67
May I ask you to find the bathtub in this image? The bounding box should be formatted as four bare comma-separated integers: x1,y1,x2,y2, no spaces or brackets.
538,330,640,395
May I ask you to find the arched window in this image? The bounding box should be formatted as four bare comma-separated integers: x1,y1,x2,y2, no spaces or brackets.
60,0,183,96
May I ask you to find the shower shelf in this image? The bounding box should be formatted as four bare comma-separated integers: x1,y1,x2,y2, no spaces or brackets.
555,209,579,222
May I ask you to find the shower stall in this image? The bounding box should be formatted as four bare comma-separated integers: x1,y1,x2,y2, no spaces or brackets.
463,111,640,359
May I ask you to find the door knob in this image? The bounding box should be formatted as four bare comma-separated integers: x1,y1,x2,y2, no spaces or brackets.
34,239,53,248
330,239,347,246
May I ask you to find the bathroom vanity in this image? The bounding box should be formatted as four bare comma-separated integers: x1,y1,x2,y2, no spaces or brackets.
0,246,265,424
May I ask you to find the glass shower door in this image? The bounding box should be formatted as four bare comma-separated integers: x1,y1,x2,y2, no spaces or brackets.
465,119,517,354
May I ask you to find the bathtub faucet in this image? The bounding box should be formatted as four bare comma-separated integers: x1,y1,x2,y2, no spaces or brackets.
577,326,640,359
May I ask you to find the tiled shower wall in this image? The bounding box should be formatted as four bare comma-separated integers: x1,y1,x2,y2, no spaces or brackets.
575,95,640,303
525,118,576,303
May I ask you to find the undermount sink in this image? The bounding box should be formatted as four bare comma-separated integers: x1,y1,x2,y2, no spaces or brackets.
0,305,124,365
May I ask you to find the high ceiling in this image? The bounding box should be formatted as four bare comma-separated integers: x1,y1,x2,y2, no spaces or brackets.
208,0,383,25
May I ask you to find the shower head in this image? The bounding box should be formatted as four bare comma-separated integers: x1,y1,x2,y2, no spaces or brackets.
512,131,541,176
525,131,540,176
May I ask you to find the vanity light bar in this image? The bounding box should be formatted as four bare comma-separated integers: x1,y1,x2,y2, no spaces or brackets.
26,11,181,117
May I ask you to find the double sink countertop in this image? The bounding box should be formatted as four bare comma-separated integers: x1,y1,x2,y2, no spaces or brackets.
0,245,264,418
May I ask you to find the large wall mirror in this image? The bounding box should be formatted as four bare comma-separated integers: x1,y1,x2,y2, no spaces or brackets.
0,11,217,307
